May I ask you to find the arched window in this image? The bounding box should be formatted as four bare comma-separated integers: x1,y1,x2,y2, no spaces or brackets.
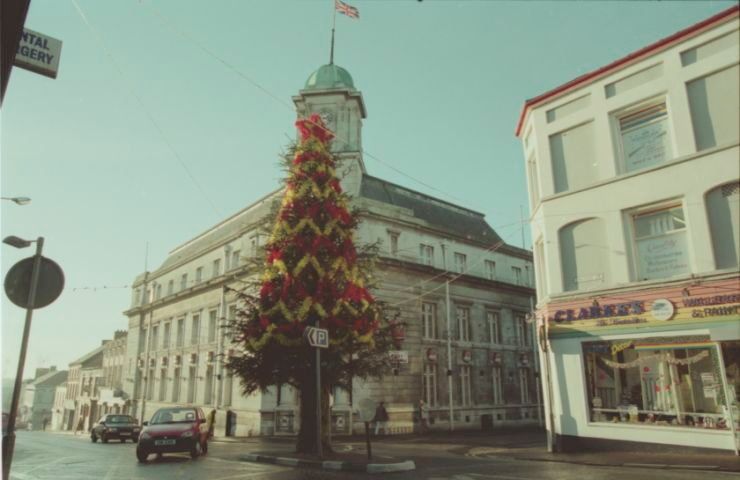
706,181,740,270
559,218,610,292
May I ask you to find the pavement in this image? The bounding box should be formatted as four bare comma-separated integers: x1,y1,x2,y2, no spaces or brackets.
212,427,740,473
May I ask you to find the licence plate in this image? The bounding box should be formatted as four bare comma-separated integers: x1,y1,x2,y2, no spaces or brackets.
120,432,131,436
154,439,176,446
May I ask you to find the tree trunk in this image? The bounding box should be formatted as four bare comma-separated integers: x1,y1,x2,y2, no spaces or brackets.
295,376,332,455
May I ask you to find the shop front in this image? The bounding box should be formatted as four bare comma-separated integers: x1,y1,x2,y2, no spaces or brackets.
541,275,739,454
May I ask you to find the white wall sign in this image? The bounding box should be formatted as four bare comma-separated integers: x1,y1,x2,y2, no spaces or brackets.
388,350,408,364
14,28,62,79
650,299,675,321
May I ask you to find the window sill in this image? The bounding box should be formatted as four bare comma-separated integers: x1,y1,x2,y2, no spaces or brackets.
537,141,739,204
586,420,733,434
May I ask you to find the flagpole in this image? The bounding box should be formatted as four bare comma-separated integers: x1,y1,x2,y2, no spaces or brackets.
330,0,337,64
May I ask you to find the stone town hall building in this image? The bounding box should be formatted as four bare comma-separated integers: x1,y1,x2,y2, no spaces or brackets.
123,65,538,436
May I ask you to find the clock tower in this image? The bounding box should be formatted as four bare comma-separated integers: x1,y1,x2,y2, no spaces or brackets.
293,64,367,197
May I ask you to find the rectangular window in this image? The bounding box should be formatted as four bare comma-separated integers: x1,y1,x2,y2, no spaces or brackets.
632,204,689,280
456,306,471,342
191,314,200,345
231,250,241,270
485,260,496,280
454,253,467,274
459,365,472,406
172,368,181,402
155,284,162,300
422,302,437,340
139,328,147,353
423,364,438,407
388,231,399,256
176,318,185,347
582,339,733,430
195,267,203,284
208,310,217,343
487,311,501,344
550,121,597,193
250,236,258,257
187,366,196,403
163,323,171,349
492,366,503,405
212,259,221,278
687,64,740,151
180,274,188,291
167,280,174,296
150,326,159,352
158,368,167,401
512,266,522,285
515,314,529,346
419,244,434,266
519,367,531,404
617,101,672,173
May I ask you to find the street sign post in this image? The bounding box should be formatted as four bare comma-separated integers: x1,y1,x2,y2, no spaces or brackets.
304,326,329,459
2,238,64,480
358,398,376,460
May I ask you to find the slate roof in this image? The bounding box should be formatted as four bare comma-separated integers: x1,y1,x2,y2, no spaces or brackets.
142,172,516,281
69,345,105,368
359,174,503,245
30,370,68,388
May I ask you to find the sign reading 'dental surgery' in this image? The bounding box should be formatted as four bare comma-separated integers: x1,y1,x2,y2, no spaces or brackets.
14,28,62,79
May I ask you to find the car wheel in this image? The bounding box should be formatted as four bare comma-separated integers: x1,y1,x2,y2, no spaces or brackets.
102,435,108,444
190,440,202,459
133,437,138,444
91,433,97,443
136,449,148,463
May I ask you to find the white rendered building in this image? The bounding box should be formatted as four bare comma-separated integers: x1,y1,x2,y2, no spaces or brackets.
516,6,739,453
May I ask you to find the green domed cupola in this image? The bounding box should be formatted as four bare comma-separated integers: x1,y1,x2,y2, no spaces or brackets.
305,64,355,90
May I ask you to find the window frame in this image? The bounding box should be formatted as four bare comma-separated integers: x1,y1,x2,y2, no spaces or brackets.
421,302,437,340
612,96,674,175
628,201,690,281
456,305,471,342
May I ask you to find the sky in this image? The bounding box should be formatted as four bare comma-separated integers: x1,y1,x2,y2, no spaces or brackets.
1,0,736,379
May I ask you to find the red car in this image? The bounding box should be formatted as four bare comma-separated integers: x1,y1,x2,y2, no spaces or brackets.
136,407,208,462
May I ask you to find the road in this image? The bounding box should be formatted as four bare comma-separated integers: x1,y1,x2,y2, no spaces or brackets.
8,431,739,480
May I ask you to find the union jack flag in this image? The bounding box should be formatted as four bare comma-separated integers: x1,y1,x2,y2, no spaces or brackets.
335,0,359,19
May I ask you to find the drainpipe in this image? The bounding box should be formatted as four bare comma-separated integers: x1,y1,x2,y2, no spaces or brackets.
530,296,543,427
441,243,454,432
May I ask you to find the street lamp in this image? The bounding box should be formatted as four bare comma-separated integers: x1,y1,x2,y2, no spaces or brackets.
1,197,31,205
2,235,43,480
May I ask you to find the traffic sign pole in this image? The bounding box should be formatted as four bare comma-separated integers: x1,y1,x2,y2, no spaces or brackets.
316,345,322,460
2,237,43,480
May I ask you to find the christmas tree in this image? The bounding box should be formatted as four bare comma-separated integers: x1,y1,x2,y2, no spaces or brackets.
228,114,396,454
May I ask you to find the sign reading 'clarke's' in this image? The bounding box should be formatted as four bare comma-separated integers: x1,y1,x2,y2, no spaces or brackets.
14,28,62,79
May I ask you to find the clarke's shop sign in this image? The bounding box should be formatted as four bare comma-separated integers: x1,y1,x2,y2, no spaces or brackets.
546,280,739,336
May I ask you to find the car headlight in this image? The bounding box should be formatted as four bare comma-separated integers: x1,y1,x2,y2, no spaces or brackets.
180,431,193,438
139,432,151,440
133,427,141,432
108,428,118,432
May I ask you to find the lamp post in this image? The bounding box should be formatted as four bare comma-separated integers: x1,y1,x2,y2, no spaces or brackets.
1,197,31,205
2,235,43,480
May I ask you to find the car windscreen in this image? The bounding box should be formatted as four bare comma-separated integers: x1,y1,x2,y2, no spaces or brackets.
107,415,135,424
150,409,197,424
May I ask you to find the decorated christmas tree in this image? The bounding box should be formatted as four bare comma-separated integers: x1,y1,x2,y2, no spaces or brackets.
227,114,397,454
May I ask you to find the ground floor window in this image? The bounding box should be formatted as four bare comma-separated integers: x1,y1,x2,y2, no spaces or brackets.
519,367,531,404
492,366,503,405
582,337,739,430
423,364,437,406
459,365,472,406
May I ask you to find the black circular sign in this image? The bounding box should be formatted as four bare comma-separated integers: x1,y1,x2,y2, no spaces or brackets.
4,256,65,309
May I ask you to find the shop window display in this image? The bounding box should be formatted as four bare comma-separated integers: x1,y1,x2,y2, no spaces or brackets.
582,338,739,430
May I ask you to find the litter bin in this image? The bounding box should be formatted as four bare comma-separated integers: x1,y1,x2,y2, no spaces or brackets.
481,414,493,431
